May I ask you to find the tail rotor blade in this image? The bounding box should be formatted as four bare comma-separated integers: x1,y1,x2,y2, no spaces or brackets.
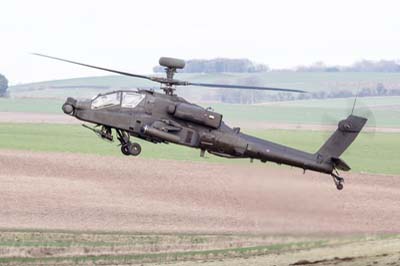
322,98,375,138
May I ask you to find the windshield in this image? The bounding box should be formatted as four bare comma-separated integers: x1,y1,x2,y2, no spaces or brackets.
91,92,121,109
121,92,145,108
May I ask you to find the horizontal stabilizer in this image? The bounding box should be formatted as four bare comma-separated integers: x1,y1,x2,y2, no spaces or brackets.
331,157,351,171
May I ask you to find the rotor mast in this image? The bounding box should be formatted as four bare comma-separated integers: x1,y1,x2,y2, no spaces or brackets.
158,57,186,95
161,67,177,95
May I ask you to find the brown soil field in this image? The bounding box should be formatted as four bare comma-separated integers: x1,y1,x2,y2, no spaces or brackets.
1,149,400,265
1,149,399,234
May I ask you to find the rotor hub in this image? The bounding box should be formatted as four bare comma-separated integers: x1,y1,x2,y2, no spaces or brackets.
160,58,185,95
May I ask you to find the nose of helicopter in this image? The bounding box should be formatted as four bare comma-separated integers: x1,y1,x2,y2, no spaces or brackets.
62,97,91,115
62,97,77,115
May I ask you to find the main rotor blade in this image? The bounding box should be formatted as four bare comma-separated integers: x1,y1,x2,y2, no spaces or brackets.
32,53,308,93
187,82,307,93
32,53,154,81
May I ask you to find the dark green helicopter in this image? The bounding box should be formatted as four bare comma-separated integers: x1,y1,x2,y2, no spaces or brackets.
34,53,367,190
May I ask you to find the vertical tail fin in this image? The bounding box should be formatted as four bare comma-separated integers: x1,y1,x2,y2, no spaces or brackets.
317,115,367,170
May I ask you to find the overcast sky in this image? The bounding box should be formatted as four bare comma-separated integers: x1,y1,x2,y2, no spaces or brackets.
1,0,399,84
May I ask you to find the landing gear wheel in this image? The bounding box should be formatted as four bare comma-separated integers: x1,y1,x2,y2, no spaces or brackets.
129,143,141,156
121,144,131,156
120,143,141,156
331,172,345,191
116,129,140,156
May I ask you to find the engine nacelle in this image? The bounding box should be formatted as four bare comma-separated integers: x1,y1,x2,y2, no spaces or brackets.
168,103,222,129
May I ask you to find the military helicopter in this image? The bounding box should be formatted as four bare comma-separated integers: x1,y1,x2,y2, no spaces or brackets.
34,53,367,190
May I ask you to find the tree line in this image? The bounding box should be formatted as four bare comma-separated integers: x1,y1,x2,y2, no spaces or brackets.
294,60,400,72
205,83,400,104
154,58,269,73
0,73,8,97
154,58,400,73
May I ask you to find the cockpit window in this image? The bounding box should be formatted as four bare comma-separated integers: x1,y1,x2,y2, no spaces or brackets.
121,92,145,108
91,92,121,109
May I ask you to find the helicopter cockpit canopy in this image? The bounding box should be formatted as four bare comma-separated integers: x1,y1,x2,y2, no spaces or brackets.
121,91,145,108
91,91,145,110
91,92,121,109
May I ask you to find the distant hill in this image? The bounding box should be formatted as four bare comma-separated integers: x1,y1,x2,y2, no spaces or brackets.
9,72,400,103
153,58,269,73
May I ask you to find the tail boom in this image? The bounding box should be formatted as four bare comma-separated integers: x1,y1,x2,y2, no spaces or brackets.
237,115,367,189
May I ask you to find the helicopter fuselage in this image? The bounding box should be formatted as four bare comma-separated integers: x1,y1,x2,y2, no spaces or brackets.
35,53,367,190
62,89,342,175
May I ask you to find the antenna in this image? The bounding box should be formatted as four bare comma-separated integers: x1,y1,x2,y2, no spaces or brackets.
351,95,358,115
351,84,360,115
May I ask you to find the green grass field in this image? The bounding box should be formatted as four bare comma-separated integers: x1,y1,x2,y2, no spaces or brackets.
212,97,400,128
2,229,388,266
0,123,398,175
1,92,399,175
1,96,400,128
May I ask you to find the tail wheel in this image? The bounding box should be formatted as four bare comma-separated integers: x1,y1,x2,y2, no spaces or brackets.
331,171,345,190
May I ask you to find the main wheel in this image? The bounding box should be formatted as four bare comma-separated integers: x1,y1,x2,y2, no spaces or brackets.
336,183,344,190
121,144,131,156
129,143,141,156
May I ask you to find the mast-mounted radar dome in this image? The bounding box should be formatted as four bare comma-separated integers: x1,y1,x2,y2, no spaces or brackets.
159,57,185,69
